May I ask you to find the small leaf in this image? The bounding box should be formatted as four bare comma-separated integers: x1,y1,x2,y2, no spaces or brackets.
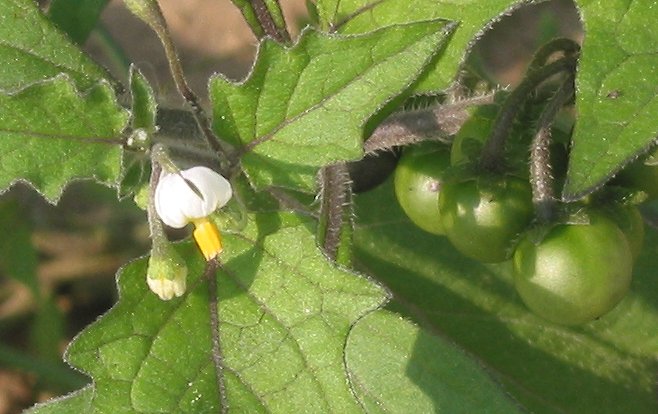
563,0,658,200
129,66,157,134
353,180,658,414
230,0,267,39
315,0,535,93
33,213,387,412
230,0,289,42
345,310,523,413
0,75,128,202
47,0,110,44
0,0,111,91
210,21,455,192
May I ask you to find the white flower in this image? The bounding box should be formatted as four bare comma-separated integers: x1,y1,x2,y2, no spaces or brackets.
155,166,232,229
155,166,232,260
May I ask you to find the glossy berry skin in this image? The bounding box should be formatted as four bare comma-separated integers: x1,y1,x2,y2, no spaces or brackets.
394,142,451,235
513,213,633,325
439,175,533,262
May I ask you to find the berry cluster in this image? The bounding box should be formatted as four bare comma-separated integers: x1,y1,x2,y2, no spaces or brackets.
390,42,649,324
393,134,648,325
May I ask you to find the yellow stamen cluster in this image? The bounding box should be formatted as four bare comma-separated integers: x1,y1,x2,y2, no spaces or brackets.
193,218,223,260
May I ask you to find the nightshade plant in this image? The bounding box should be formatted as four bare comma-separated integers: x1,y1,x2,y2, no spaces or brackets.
0,0,657,413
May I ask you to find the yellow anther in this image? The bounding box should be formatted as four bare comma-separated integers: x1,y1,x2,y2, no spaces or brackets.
192,218,223,261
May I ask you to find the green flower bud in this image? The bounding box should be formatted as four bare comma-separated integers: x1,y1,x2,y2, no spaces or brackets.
146,243,187,300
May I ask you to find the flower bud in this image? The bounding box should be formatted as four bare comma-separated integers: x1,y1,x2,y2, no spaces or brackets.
146,243,187,300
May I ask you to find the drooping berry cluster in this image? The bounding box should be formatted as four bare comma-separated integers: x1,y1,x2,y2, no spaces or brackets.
391,40,647,325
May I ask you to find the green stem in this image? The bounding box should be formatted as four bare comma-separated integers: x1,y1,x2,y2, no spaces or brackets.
147,160,170,251
478,56,577,172
318,163,353,264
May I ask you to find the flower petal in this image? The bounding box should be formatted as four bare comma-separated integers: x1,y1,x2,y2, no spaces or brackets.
154,166,233,228
155,172,189,228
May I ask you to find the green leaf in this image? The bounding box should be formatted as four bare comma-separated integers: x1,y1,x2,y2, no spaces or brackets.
32,213,387,412
0,0,111,92
26,388,93,414
210,21,454,192
353,179,658,414
563,0,658,200
47,0,110,44
345,310,523,413
128,65,157,134
315,0,534,93
0,75,128,202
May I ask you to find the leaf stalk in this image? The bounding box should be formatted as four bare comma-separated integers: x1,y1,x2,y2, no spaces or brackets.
530,77,575,223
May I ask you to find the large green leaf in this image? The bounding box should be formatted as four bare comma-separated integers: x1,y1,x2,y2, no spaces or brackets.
28,213,388,412
0,0,111,92
210,21,454,192
353,179,658,414
563,0,658,200
345,310,523,413
315,0,534,93
0,75,128,202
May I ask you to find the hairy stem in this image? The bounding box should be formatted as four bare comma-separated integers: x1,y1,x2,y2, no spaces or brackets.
479,56,577,172
250,0,291,43
528,37,580,71
206,257,228,413
318,163,353,263
364,92,496,153
530,77,575,223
